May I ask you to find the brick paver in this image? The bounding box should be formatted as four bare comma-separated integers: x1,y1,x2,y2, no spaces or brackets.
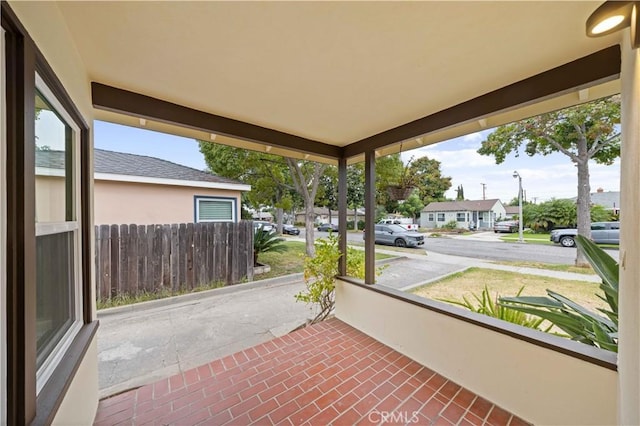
94,319,529,425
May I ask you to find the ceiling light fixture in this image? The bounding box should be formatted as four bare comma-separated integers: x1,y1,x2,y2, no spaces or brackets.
586,1,639,48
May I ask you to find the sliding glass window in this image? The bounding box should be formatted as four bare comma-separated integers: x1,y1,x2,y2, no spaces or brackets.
34,74,83,392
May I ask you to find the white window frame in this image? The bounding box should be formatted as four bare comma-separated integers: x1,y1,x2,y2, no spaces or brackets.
34,73,83,394
456,212,466,222
195,196,237,223
427,213,434,221
437,213,445,222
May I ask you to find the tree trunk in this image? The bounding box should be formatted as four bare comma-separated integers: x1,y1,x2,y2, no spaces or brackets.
286,158,326,257
575,157,592,267
354,208,358,231
275,207,284,235
328,208,333,225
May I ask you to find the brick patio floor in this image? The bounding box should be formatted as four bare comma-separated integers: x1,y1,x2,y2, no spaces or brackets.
94,319,529,425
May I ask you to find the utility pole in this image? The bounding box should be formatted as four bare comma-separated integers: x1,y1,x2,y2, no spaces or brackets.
480,183,486,200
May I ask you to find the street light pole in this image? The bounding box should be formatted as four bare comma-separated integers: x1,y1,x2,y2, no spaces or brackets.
513,171,524,243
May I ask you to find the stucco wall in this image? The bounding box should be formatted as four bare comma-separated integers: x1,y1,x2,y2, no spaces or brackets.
94,179,243,225
335,280,618,425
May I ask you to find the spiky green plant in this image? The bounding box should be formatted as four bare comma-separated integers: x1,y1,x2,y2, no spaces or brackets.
253,229,286,266
499,235,618,352
439,286,548,330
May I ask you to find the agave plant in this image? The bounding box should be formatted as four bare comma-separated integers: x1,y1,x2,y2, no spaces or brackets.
439,286,548,330
499,235,618,352
253,228,286,266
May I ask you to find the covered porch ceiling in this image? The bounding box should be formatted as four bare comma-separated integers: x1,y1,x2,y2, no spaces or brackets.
54,1,621,163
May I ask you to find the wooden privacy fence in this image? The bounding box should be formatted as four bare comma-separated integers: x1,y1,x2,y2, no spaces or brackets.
95,222,254,301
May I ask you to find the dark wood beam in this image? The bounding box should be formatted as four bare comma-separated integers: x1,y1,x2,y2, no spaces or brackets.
91,82,342,159
364,151,376,284
343,45,621,158
337,158,348,276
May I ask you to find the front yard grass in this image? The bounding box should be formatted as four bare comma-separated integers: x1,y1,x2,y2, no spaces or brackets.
257,240,394,280
499,233,554,245
492,260,596,275
411,267,606,313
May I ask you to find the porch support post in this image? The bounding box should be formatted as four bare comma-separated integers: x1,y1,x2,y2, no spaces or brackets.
338,157,347,276
618,33,640,425
364,150,376,284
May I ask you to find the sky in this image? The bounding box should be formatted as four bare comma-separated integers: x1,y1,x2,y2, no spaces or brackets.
94,121,621,204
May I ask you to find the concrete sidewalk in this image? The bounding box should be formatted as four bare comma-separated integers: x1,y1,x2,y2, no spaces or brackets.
96,248,600,399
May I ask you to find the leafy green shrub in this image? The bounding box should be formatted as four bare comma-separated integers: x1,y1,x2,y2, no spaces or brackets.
296,234,379,324
357,220,365,230
440,286,547,330
253,229,286,266
443,220,458,230
499,235,618,352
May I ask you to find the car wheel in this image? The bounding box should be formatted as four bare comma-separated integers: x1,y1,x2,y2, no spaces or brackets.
560,236,576,247
394,238,407,247
494,230,498,233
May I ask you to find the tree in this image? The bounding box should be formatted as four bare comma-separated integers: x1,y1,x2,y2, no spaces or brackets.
198,143,291,233
396,193,425,221
456,185,465,201
408,156,452,204
198,142,325,256
346,164,365,227
375,153,452,213
286,158,326,256
478,96,620,266
316,167,338,224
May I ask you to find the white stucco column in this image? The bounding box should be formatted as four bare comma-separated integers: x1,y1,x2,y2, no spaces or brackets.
618,32,640,426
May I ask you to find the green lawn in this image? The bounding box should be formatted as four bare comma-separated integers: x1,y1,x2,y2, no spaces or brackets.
493,260,596,275
412,267,605,313
257,240,394,280
499,233,554,245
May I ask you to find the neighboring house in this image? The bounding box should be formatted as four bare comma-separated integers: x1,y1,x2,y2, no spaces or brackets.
504,205,520,219
572,188,621,214
295,207,365,225
36,149,251,225
420,199,506,230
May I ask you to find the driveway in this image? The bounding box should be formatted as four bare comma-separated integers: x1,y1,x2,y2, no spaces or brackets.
97,276,311,398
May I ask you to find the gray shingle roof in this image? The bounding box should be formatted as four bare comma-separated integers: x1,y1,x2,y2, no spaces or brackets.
36,149,245,186
422,199,502,212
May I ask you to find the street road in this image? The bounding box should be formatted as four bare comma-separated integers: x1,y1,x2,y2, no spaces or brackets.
307,230,619,264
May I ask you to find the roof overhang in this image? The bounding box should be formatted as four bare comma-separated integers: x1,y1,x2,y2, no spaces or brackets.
47,1,624,162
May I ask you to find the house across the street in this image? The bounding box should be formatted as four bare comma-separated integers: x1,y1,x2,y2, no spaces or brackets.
420,199,506,230
36,149,251,225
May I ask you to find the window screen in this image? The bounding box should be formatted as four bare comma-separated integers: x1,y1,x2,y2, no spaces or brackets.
196,198,235,222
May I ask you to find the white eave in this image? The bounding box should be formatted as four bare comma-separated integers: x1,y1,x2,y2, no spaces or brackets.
36,167,251,192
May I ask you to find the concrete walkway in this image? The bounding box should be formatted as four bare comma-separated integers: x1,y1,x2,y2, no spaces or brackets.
96,248,600,399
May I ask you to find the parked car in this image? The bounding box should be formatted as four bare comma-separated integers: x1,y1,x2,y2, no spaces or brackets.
281,224,300,235
364,224,425,248
378,218,419,231
317,223,339,232
494,221,519,233
550,222,620,247
253,221,275,234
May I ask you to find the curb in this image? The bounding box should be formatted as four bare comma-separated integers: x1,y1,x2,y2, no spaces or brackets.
398,266,471,292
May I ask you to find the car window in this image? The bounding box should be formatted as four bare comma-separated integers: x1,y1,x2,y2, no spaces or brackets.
591,223,606,230
375,225,383,232
609,223,620,230
387,224,407,233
